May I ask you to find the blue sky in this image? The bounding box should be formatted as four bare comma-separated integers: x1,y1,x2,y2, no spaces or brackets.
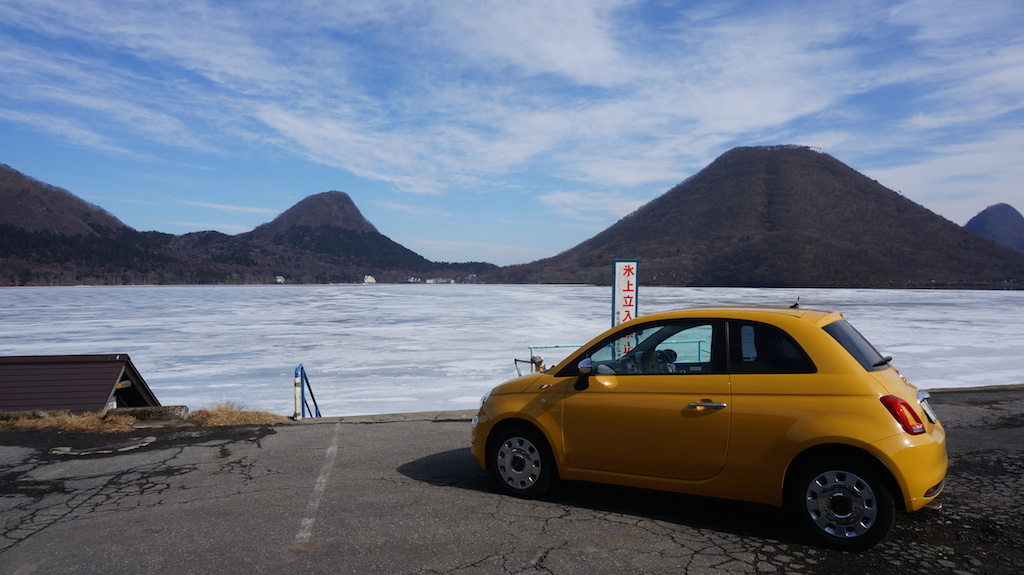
1,0,1022,266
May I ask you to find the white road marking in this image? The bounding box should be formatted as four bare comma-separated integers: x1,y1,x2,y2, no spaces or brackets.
294,423,343,545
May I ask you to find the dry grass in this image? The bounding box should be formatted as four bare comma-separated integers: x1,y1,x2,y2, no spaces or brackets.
0,402,287,433
186,402,288,427
0,411,138,433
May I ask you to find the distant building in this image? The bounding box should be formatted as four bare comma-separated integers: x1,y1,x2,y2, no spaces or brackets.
363,275,377,284
275,276,286,284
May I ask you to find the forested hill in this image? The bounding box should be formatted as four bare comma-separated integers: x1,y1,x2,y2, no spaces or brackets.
483,146,1024,288
966,203,1024,254
0,165,494,285
0,163,127,235
4,148,1023,288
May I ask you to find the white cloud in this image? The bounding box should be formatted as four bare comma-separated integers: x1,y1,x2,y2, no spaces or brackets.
866,130,1024,224
888,0,1023,44
538,189,649,221
255,105,450,195
0,0,996,193
436,0,635,86
182,201,279,215
382,202,453,218
0,108,137,156
0,0,294,90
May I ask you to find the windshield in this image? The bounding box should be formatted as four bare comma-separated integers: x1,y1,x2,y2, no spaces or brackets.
823,319,888,371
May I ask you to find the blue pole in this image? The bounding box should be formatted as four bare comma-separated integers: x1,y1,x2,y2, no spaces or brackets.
293,363,321,418
302,367,321,417
293,364,304,420
301,366,308,418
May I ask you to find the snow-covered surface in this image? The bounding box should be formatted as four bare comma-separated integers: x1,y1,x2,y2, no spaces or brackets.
1,285,1021,416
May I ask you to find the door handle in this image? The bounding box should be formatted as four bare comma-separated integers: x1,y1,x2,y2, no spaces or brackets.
688,402,727,410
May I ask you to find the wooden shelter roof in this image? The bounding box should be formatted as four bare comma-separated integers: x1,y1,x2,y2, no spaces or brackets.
0,354,161,414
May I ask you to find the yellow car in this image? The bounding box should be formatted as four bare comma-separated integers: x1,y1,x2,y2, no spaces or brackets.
470,306,946,551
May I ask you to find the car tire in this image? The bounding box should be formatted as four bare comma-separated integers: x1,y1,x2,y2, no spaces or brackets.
786,457,895,551
489,425,557,499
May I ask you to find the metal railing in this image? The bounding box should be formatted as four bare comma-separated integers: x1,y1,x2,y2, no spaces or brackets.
515,339,711,376
662,338,711,362
293,364,322,419
515,344,583,376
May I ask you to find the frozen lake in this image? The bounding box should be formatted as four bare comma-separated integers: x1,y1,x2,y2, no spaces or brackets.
1,284,1022,416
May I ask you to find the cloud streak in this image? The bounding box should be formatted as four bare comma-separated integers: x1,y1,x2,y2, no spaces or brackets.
182,201,279,215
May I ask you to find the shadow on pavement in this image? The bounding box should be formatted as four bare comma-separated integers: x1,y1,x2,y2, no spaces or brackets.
397,447,802,547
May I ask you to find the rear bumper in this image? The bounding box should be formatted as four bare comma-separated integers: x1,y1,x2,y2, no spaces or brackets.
874,422,947,511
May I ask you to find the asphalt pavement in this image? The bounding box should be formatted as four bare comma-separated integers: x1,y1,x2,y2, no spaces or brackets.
0,387,1022,574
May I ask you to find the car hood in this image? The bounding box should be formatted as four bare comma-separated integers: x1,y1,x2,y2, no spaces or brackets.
490,373,545,395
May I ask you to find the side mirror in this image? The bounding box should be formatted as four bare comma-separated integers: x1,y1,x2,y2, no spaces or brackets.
577,358,593,376
574,358,592,391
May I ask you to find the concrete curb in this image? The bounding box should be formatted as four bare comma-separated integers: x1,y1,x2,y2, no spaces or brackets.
929,383,1024,393
284,409,477,425
108,405,190,420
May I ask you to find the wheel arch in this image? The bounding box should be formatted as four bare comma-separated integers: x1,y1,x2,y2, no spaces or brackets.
784,443,902,504
485,417,557,471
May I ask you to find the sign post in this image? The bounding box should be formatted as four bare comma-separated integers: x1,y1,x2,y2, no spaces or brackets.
612,260,639,327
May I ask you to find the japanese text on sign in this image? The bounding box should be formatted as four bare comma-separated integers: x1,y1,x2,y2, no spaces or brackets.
612,260,639,327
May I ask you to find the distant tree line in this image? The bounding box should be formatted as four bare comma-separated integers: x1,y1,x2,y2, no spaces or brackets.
0,223,495,286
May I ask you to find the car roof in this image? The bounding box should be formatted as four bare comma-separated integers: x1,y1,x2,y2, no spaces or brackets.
636,306,843,327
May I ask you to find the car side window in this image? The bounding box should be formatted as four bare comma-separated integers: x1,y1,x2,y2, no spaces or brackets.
587,321,723,375
587,326,654,374
729,322,816,374
651,323,715,374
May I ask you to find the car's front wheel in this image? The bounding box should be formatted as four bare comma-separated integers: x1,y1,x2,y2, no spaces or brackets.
787,457,895,551
489,425,557,498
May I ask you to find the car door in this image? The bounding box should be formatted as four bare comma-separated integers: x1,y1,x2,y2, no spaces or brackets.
561,320,732,481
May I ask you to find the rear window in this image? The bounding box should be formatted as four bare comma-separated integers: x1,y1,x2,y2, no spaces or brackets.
823,319,887,371
729,321,816,374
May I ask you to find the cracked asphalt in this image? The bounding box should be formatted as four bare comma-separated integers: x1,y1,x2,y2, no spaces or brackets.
1,387,1022,574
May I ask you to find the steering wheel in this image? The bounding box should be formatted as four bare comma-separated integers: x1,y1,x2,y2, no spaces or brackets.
655,349,677,373
620,357,637,374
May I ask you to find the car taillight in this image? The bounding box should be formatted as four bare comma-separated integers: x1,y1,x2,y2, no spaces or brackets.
880,395,926,435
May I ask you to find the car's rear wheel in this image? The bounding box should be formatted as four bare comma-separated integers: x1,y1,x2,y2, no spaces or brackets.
787,457,895,551
489,425,556,498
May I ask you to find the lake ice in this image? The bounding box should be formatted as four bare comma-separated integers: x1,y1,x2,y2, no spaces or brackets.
1,284,1021,416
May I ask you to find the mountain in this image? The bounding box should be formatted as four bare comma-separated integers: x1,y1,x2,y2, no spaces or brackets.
485,146,1024,287
246,191,379,236
965,203,1024,254
240,191,437,273
0,166,495,285
0,163,127,235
